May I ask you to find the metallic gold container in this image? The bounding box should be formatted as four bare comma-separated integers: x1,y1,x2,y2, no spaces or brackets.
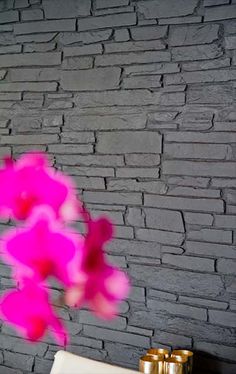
164,357,188,374
172,355,188,364
139,355,164,374
171,350,193,374
147,348,170,359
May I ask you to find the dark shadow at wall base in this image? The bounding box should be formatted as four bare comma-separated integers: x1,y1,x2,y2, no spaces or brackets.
193,351,236,374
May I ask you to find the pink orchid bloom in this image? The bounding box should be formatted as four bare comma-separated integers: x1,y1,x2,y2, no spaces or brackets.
0,152,80,221
66,211,130,319
1,207,84,286
0,281,67,344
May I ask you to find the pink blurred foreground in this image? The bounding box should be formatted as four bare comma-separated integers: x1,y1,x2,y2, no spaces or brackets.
66,211,130,319
0,153,79,221
1,281,66,345
0,153,130,344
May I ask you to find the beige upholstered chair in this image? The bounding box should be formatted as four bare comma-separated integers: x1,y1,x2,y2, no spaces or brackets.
50,351,139,374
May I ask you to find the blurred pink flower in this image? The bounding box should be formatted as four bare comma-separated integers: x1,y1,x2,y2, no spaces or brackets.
1,207,84,286
0,151,131,344
66,212,130,319
0,281,67,344
0,153,80,221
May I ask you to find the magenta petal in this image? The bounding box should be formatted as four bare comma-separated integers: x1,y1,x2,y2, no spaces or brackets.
104,268,130,301
90,293,118,320
17,152,47,168
87,266,130,319
0,152,81,221
68,265,130,319
81,214,113,273
68,212,130,318
87,217,113,248
1,207,84,285
0,281,67,344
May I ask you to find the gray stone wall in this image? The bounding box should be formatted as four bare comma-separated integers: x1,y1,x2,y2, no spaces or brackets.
0,0,236,373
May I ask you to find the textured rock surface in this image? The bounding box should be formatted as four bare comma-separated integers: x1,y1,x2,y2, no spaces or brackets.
0,1,235,373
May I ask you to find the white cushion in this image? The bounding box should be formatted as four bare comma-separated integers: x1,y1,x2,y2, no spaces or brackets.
50,351,139,374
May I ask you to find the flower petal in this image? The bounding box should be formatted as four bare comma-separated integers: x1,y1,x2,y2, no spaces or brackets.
0,152,81,221
0,281,67,345
1,207,84,285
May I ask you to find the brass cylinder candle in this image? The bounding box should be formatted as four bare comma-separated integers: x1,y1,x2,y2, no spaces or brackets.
147,348,170,359
171,350,193,374
139,355,164,374
164,357,188,374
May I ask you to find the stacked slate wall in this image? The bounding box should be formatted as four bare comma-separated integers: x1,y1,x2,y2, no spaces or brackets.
0,0,236,373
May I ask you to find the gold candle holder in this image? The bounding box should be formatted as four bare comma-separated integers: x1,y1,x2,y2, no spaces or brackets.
164,357,188,374
139,355,164,374
147,348,170,359
171,350,193,374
